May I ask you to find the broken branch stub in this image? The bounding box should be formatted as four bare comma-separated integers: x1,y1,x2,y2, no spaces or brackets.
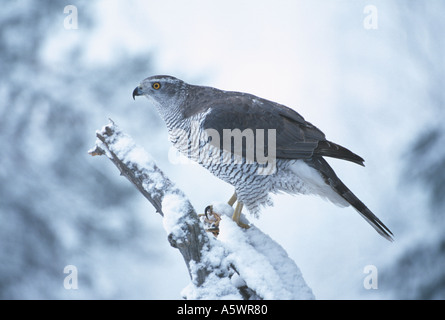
88,121,211,286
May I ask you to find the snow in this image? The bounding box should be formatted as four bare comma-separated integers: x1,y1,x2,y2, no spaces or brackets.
98,123,156,169
95,124,314,299
94,122,321,299
182,203,314,300
3,0,444,300
93,121,172,205
95,122,200,242
182,273,242,300
162,193,194,239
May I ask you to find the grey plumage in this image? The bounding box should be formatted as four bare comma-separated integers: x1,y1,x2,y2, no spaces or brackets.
133,75,393,241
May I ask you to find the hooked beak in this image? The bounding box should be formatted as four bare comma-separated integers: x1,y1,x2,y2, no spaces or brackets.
132,86,142,100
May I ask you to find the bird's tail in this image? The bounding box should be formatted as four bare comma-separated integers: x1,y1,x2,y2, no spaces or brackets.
305,157,394,242
314,140,365,166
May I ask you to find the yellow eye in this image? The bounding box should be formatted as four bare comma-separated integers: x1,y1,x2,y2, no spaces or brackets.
152,82,161,90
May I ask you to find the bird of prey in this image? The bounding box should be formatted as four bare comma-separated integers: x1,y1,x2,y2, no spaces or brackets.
133,75,393,241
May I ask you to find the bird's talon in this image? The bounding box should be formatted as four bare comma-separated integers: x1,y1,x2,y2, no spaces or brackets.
234,221,250,229
205,227,220,237
199,205,222,237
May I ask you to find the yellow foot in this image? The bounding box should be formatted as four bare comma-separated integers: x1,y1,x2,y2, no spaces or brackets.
227,192,237,207
232,201,250,229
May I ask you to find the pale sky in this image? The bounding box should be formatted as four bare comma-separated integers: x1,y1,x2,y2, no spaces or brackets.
41,0,437,299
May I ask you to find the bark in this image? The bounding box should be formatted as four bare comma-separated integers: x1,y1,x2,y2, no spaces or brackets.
89,120,314,300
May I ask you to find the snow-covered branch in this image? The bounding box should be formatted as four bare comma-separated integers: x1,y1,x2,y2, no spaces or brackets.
89,120,314,300
89,120,210,287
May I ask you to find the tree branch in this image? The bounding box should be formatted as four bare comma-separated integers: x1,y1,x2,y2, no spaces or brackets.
89,120,314,300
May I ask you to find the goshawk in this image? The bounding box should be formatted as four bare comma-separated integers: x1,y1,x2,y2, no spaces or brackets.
133,75,393,241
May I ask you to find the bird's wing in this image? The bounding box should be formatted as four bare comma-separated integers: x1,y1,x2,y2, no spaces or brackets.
201,91,364,165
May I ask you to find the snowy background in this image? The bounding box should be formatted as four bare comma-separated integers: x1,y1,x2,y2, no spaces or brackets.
1,0,444,299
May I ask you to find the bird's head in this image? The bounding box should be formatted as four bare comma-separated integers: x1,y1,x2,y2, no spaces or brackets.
133,75,187,112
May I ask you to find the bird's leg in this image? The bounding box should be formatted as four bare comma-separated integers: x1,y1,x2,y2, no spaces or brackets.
232,201,250,229
227,192,237,207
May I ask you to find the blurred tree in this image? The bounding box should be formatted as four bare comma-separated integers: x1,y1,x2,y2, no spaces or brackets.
383,1,445,299
0,0,164,299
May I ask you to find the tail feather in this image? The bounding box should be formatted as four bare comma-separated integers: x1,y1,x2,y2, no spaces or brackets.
314,140,365,166
306,157,394,241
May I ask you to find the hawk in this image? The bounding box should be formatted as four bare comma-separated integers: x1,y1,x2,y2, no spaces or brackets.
133,75,393,241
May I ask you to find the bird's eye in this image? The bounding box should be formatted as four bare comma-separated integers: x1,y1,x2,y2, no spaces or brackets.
152,82,161,90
